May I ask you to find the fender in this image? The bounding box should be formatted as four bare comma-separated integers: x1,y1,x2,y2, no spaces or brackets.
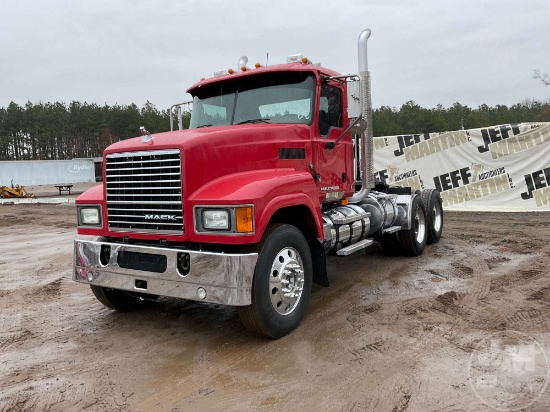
187,168,323,243
75,184,104,205
256,193,323,239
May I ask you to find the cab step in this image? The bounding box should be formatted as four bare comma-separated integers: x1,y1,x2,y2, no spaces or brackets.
336,239,374,256
381,225,401,234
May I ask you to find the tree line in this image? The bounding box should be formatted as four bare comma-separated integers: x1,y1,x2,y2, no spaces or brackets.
373,100,550,136
0,101,191,161
0,99,548,161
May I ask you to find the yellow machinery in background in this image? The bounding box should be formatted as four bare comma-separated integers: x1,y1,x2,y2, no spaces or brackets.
1,181,36,198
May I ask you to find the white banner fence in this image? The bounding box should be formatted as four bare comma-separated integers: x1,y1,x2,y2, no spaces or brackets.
373,122,550,211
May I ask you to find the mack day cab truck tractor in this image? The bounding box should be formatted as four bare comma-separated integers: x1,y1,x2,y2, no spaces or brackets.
73,29,443,338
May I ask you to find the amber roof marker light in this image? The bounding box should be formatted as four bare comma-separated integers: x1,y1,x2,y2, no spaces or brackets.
238,56,248,72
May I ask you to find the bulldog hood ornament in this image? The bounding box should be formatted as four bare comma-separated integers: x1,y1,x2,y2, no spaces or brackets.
140,126,154,143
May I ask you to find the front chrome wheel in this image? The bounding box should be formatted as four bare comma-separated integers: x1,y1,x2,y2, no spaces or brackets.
238,224,312,338
269,247,305,315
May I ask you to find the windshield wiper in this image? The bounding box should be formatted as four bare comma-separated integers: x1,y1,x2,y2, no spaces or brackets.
236,118,271,125
196,124,213,128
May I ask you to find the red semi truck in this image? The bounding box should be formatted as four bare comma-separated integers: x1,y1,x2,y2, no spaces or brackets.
73,29,443,338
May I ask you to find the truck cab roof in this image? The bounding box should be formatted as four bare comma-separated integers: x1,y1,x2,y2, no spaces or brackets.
187,62,341,95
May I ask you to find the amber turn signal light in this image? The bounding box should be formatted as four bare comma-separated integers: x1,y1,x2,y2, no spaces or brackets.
236,207,253,233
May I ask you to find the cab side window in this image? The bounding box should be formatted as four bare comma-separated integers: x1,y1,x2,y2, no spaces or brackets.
319,85,342,136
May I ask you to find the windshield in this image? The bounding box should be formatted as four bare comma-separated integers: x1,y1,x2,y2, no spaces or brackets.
189,72,315,128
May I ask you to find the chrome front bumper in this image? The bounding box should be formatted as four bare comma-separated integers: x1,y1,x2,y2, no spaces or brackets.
73,238,258,306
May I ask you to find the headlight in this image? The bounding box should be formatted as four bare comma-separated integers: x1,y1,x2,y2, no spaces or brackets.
78,206,102,226
194,205,254,234
202,209,230,230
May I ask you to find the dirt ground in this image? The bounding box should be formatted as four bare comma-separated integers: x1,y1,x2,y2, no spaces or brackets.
1,202,549,412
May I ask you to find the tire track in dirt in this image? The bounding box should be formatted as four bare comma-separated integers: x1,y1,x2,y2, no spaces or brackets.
275,238,471,410
468,253,550,333
3,206,550,411
138,211,549,411
316,234,531,410
133,247,441,411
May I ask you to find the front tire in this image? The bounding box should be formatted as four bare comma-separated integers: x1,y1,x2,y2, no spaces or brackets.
238,224,312,338
90,285,157,312
399,195,427,256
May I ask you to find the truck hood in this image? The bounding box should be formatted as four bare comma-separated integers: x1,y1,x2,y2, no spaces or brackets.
104,123,308,154
103,123,313,199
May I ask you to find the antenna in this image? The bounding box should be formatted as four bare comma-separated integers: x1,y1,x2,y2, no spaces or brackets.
266,52,269,66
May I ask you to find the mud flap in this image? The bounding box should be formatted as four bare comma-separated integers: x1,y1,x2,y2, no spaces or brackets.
310,239,329,287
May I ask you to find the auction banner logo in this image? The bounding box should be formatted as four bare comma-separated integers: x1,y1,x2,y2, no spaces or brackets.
393,131,470,162
373,137,389,152
478,123,549,160
520,167,550,207
374,166,424,191
434,165,514,207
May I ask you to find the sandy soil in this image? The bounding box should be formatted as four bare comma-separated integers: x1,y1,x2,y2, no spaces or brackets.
1,204,549,412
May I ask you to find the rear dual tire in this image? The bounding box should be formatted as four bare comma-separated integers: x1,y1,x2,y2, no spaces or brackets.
398,194,428,256
377,195,428,256
421,189,443,244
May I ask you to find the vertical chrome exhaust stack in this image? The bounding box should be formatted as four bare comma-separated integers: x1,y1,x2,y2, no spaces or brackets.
348,28,374,204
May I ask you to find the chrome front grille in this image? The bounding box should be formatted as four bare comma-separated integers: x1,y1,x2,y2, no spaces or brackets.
105,150,183,234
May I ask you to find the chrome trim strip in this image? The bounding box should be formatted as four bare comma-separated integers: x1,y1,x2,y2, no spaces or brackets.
108,220,182,226
108,200,182,205
106,179,182,185
108,228,183,235
105,172,181,178
73,239,258,306
104,187,179,191
106,164,180,172
106,193,182,198
106,149,180,158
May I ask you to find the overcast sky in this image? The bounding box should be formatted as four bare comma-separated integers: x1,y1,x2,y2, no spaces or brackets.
1,0,549,111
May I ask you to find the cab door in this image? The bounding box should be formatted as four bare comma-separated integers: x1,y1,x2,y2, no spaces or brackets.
312,82,354,202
